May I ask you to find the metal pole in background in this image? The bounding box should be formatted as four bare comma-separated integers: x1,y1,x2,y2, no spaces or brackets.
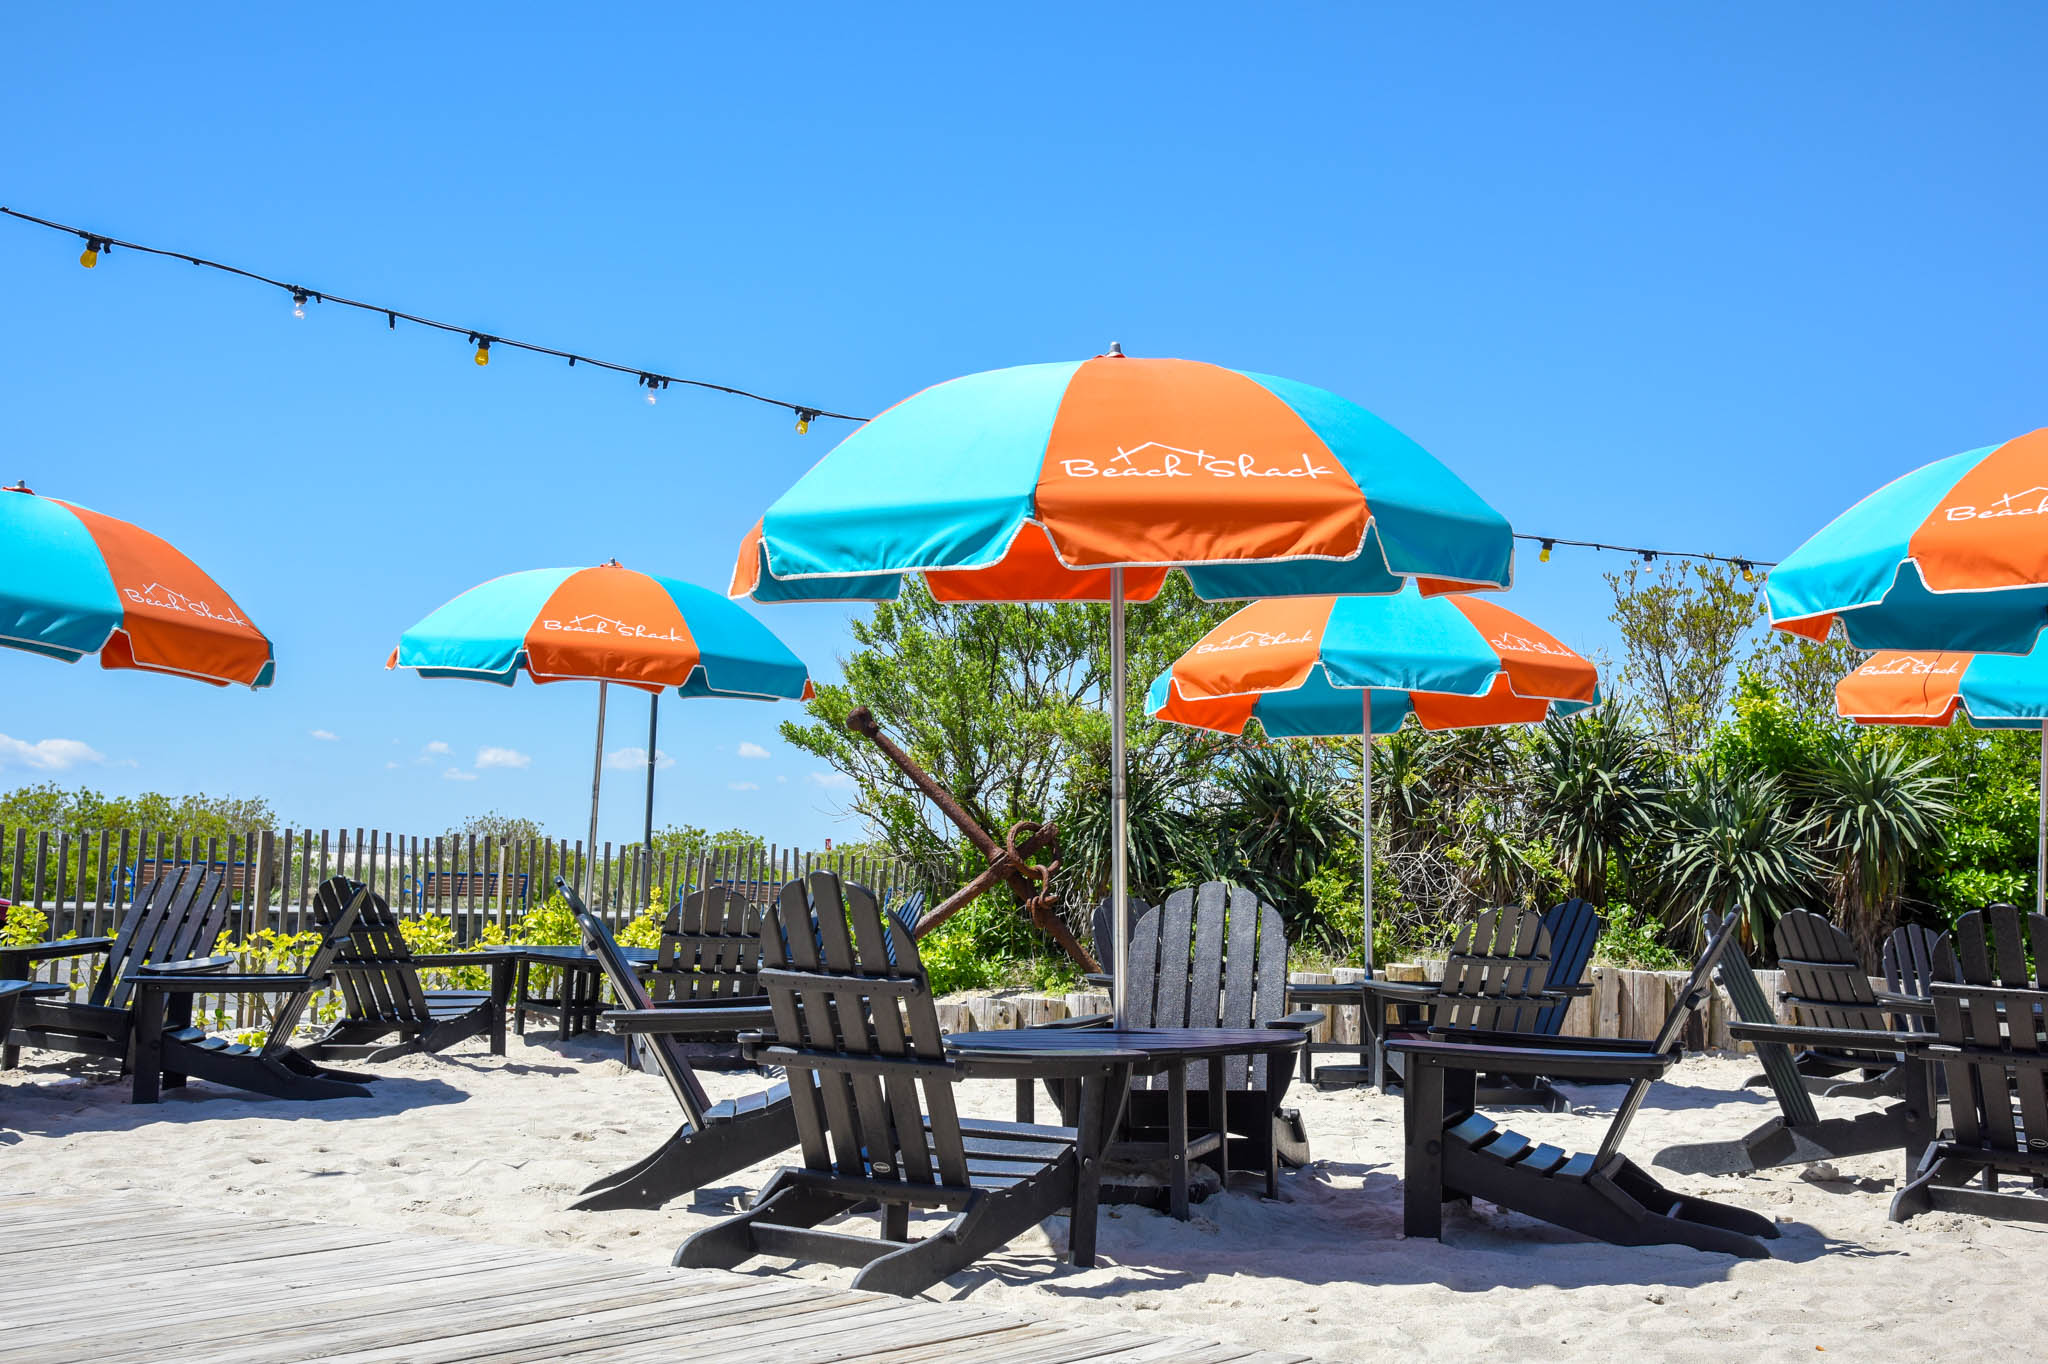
2037,725,2045,916
586,681,609,898
644,691,660,855
1110,567,1129,1029
1361,707,1375,977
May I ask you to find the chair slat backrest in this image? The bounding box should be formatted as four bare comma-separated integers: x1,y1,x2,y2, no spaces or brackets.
1713,916,1821,1128
1773,910,1888,1033
1530,898,1603,1036
1928,976,2048,1165
1119,883,1287,1091
320,884,433,1027
1428,907,1553,1034
1597,912,1741,1163
1947,904,2048,991
651,887,765,1003
1092,895,1154,983
564,881,714,1127
762,873,964,1189
266,878,369,1050
1882,923,1958,1036
99,865,233,1010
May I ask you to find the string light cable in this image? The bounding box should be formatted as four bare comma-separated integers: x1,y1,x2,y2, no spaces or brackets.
4,206,1776,572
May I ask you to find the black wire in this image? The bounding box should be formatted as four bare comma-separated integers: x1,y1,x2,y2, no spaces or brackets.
3,204,1779,571
0,206,865,424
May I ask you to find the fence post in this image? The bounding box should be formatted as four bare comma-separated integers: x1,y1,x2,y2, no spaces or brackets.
252,829,279,938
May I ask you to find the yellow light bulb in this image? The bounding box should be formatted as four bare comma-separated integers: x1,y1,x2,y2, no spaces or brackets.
1538,542,1552,564
795,414,811,435
474,343,490,366
78,245,98,269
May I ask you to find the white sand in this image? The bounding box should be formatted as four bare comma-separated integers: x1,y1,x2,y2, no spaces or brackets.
3,1035,2041,1363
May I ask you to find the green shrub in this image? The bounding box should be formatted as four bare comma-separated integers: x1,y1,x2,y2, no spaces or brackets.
1,903,53,948
1593,902,1685,970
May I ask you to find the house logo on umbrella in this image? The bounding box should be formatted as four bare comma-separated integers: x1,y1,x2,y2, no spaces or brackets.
1943,486,2048,523
541,612,688,643
1194,627,1316,655
1057,441,1335,483
1489,631,1578,659
1859,654,1965,676
122,581,250,628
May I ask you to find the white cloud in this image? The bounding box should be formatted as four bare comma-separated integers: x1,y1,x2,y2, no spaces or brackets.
309,729,338,742
424,740,451,755
728,780,760,791
737,741,771,760
605,746,676,771
776,774,789,784
0,734,105,772
385,761,401,770
806,770,854,790
443,767,478,782
476,746,531,770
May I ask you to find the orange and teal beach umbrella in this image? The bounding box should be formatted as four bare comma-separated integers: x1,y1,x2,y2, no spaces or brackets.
0,481,273,687
1836,642,2048,912
1146,587,1598,968
390,561,811,887
731,347,1514,1019
1769,428,2048,654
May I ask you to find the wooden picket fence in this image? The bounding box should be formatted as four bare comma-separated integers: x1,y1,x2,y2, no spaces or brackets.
0,823,926,1034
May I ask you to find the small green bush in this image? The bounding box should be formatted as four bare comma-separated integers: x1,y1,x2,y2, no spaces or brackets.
1593,902,1685,970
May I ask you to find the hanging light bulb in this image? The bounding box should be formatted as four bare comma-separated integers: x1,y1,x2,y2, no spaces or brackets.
1738,560,1755,583
473,337,491,367
78,237,104,269
291,289,309,320
1538,539,1554,564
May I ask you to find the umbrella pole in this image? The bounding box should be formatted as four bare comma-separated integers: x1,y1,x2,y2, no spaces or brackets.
1110,567,1130,1029
644,691,659,856
2023,720,2039,913
586,681,609,899
1361,713,1374,977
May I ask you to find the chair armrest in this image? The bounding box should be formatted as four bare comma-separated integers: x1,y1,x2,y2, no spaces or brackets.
129,954,238,976
1387,1034,1675,1082
1267,1010,1328,1031
1871,992,1938,1018
1727,1020,1917,1052
1422,1026,1664,1053
1355,979,1441,1003
1912,1040,2048,1070
601,1004,776,1035
0,936,116,970
130,971,320,993
1081,973,1113,989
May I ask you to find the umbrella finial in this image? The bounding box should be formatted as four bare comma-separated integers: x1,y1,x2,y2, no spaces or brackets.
3,480,31,496
1106,341,1125,358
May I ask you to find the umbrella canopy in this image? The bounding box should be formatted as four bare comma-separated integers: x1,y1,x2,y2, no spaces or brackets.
732,350,1513,604
730,349,1514,1022
1147,588,1598,969
391,562,811,890
389,562,811,700
1836,643,2048,913
1146,588,1599,737
0,482,273,687
1769,428,2048,654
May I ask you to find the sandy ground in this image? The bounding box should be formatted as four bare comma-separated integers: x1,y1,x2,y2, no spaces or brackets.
3,1033,2043,1363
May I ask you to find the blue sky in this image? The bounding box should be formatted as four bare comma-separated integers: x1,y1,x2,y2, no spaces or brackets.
4,6,2044,849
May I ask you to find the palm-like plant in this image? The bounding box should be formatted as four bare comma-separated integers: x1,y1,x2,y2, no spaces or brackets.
1211,743,1349,921
1054,753,1217,912
1526,705,1667,904
1794,738,1953,966
1654,763,1824,948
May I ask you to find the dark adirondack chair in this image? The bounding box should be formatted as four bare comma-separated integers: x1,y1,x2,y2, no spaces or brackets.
1394,912,1778,1258
1084,894,1150,989
1882,924,1957,1037
1892,903,2048,1225
1360,905,1581,1108
1654,919,1938,1177
678,871,1095,1297
1760,909,1908,1096
0,864,233,1073
563,880,798,1212
294,884,512,1063
127,876,378,1103
641,885,767,1068
1055,884,1317,1192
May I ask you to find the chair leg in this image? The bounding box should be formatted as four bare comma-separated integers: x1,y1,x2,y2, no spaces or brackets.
131,987,168,1105
1403,1063,1446,1239
571,1100,796,1211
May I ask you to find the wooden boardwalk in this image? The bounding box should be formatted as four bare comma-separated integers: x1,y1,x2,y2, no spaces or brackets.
0,1192,1315,1364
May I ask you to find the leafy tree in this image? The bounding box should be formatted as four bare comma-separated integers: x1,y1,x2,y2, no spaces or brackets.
1652,763,1824,948
1206,742,1350,929
1795,736,1953,966
1606,559,1761,754
1525,704,1666,904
